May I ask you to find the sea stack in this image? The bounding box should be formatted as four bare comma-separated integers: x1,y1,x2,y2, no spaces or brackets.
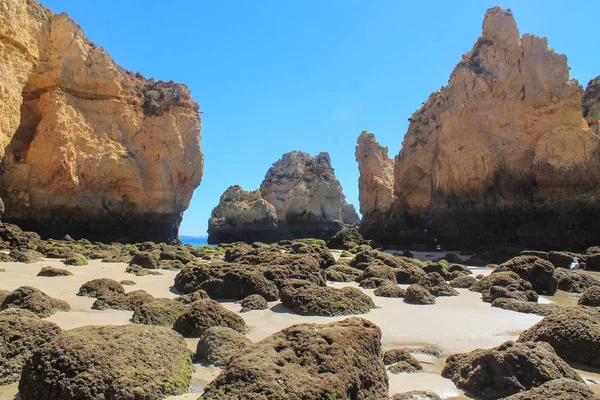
0,0,203,243
356,7,600,249
208,151,358,243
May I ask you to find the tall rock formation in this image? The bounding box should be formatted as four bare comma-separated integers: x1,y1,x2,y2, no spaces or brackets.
358,7,600,249
582,76,600,135
209,151,358,243
0,0,203,243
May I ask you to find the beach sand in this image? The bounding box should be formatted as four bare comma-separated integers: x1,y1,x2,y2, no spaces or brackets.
0,257,598,399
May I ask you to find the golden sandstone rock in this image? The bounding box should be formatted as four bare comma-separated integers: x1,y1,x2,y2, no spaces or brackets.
357,7,600,248
0,0,203,243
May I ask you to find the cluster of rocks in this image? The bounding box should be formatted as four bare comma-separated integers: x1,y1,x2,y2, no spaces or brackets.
208,152,359,244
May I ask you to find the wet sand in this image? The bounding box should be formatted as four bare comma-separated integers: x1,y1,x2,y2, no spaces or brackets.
0,258,598,399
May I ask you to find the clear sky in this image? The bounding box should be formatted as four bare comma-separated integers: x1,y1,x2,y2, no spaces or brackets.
41,0,599,236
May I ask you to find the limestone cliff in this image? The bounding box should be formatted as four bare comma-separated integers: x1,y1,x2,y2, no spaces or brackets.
0,0,203,243
209,152,358,243
358,7,600,249
582,76,600,135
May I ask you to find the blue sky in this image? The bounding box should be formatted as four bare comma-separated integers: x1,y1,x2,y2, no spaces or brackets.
41,0,599,236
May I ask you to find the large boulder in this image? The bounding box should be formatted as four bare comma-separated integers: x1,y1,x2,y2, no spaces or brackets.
404,285,435,305
91,290,154,311
325,264,363,282
0,286,70,317
195,326,252,367
554,268,600,293
173,299,247,337
280,280,375,316
37,266,73,277
442,341,583,399
201,318,388,399
417,272,458,296
132,298,188,327
174,263,280,301
0,312,61,384
481,285,538,303
503,378,598,400
19,325,193,400
77,278,125,298
326,227,365,250
129,251,160,269
492,256,557,295
470,271,532,293
578,286,600,307
518,306,600,367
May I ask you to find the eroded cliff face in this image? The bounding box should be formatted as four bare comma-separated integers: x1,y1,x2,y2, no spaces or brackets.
358,7,600,249
0,0,203,243
209,152,358,243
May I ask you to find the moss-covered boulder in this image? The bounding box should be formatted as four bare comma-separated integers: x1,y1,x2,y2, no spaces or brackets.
578,286,600,306
173,299,247,337
77,278,125,298
37,266,73,277
374,284,406,298
132,298,188,327
0,290,10,304
19,324,193,400
502,379,597,400
326,227,365,250
325,264,363,282
357,264,397,284
290,240,336,269
391,391,441,400
417,272,458,297
491,298,561,316
91,290,154,311
0,312,61,384
239,294,268,312
492,256,557,295
280,280,375,316
518,306,600,367
404,285,435,305
195,326,252,367
63,253,88,266
174,263,280,301
201,317,388,399
548,251,581,269
442,341,583,399
449,275,477,288
481,285,538,303
0,287,70,317
9,249,43,263
175,289,211,304
470,271,532,293
129,251,160,269
383,348,421,369
358,277,391,289
554,268,600,293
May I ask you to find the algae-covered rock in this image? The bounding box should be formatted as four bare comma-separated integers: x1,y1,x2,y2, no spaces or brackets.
358,277,390,289
326,227,365,250
19,324,193,400
391,391,441,400
195,326,252,367
417,272,458,296
481,285,538,303
374,284,406,298
442,341,582,399
201,317,388,399
129,251,160,269
77,278,125,298
357,264,397,284
63,253,88,266
470,271,532,293
502,379,597,400
92,290,154,311
37,266,72,277
173,299,247,337
0,312,61,384
0,286,70,317
518,306,600,367
449,275,477,288
388,361,421,374
404,285,435,305
383,348,421,369
578,286,600,306
239,294,268,312
175,290,210,304
491,298,561,316
132,298,188,327
120,280,136,286
325,264,363,282
554,268,600,293
280,279,375,316
493,256,557,295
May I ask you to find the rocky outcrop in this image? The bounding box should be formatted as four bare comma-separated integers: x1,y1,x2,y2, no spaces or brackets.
209,151,358,243
582,76,600,134
0,0,203,243
357,7,600,249
355,131,394,239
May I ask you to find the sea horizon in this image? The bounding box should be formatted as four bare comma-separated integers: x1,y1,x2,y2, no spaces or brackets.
179,235,209,246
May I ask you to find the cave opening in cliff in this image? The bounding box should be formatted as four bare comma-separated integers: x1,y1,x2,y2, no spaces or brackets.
7,98,42,164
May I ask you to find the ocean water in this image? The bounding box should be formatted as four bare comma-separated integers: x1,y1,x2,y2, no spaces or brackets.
179,236,209,246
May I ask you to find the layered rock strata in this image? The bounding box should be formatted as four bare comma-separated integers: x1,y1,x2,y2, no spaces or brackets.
209,151,358,243
357,7,600,249
0,0,203,243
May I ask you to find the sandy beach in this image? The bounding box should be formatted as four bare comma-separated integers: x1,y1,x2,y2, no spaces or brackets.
1,256,599,400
